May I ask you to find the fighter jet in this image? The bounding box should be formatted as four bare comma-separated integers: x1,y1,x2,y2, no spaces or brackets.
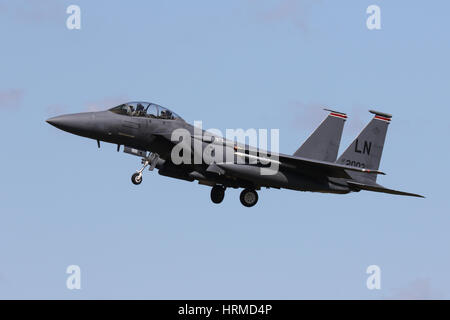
46,101,423,207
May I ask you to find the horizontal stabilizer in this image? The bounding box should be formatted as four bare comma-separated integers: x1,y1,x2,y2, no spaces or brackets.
347,181,424,198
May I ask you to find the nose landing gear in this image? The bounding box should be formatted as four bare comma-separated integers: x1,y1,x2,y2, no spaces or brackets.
131,172,143,185
131,152,159,185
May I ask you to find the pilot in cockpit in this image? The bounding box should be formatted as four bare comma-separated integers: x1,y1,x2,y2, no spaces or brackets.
135,103,145,116
124,104,133,116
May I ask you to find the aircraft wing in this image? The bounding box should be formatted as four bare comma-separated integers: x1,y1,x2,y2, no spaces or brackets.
234,149,385,179
154,132,385,180
275,153,385,179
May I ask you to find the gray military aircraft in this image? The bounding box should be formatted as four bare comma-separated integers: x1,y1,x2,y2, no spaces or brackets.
46,101,423,207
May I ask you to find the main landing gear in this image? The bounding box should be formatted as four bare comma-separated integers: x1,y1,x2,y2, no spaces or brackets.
210,185,226,204
131,152,159,185
239,188,258,207
210,186,259,207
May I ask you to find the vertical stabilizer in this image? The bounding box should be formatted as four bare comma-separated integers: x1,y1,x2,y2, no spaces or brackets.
293,109,347,162
337,110,391,183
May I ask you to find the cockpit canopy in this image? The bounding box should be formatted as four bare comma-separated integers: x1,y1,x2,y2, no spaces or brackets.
109,102,182,120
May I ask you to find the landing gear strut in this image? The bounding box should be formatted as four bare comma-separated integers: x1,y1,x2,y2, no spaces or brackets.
210,185,226,204
131,152,159,185
240,189,258,207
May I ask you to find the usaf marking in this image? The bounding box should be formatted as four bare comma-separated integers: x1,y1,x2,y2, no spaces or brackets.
354,139,372,155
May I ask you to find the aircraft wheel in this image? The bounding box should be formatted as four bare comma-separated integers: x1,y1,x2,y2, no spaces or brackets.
210,185,225,204
240,189,258,207
131,173,142,185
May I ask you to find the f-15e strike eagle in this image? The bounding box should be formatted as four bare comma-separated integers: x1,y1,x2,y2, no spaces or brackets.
46,102,423,207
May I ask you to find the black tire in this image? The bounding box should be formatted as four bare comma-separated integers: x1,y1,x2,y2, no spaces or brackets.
210,185,225,204
240,189,258,207
131,173,142,185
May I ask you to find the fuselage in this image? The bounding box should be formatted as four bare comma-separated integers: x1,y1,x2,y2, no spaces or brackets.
46,104,350,194
46,102,424,205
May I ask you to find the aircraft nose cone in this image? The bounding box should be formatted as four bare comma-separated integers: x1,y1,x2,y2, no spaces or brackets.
46,112,94,136
46,115,64,127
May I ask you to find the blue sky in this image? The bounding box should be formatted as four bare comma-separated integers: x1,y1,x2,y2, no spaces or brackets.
0,0,449,299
